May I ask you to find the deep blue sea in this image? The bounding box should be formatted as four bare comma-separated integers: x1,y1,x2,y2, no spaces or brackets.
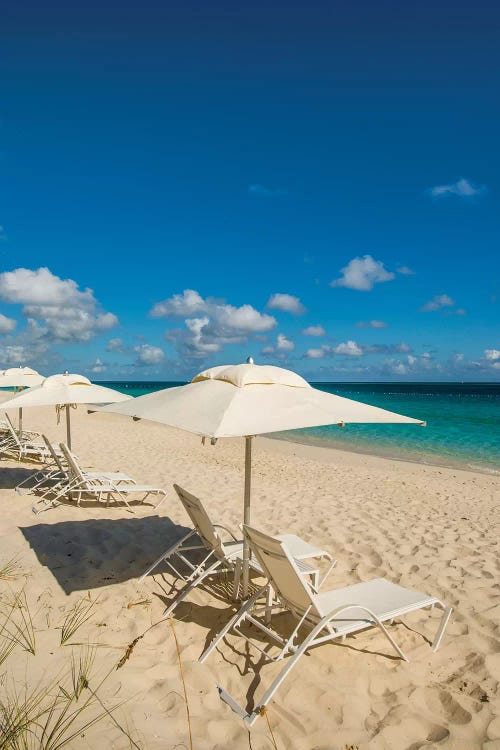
98,381,500,473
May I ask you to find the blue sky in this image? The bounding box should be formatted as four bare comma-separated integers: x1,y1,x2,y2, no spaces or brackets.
0,0,498,381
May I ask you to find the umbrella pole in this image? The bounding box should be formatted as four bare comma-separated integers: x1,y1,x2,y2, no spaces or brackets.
18,408,22,436
66,404,72,451
242,435,253,598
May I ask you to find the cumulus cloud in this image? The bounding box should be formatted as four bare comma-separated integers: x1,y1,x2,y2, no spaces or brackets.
151,289,206,319
304,340,408,359
356,320,387,329
331,255,395,291
248,184,287,197
0,267,119,343
428,178,486,199
0,314,17,334
276,333,294,351
304,347,326,359
485,349,500,361
302,324,326,336
89,357,107,374
153,289,276,360
134,344,165,365
262,333,295,357
267,293,306,315
332,340,363,356
0,344,34,365
397,266,415,275
420,294,454,312
106,337,126,353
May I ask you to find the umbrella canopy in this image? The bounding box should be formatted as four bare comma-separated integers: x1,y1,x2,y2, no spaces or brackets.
0,367,45,434
3,372,131,449
95,363,424,438
95,362,425,595
0,367,44,389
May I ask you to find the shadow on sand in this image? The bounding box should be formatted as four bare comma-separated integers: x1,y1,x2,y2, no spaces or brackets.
19,516,191,594
0,465,41,490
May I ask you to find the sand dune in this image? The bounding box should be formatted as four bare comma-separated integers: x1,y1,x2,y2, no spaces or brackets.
0,398,499,749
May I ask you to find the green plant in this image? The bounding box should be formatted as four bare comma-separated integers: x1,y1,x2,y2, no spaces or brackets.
0,590,36,655
59,596,98,646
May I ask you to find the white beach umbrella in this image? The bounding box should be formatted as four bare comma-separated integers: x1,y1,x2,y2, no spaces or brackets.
0,367,45,434
2,372,131,450
95,361,425,595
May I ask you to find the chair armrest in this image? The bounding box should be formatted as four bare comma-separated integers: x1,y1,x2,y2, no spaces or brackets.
213,524,239,542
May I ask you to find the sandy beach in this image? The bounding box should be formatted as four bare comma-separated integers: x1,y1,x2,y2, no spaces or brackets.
0,398,499,750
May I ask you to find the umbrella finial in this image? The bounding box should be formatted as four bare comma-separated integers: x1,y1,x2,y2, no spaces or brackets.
246,356,254,365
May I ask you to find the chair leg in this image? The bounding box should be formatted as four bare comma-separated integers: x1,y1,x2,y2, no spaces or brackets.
154,492,168,510
199,586,265,664
139,530,196,581
217,608,326,728
431,606,453,652
163,558,223,618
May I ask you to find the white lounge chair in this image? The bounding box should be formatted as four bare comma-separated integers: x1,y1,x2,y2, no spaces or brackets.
24,437,139,512
0,414,52,462
200,524,453,727
142,484,336,618
15,435,69,499
56,443,167,512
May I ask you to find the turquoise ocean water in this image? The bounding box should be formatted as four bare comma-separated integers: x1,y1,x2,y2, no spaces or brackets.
99,381,500,473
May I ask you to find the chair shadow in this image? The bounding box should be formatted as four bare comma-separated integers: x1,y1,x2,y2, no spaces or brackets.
19,516,191,594
0,465,41,490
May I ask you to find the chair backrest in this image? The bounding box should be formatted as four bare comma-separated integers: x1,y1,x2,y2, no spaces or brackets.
4,414,21,447
42,435,66,473
173,484,226,560
243,525,320,620
59,443,87,484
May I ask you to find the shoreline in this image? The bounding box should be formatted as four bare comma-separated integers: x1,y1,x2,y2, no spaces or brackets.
268,431,500,477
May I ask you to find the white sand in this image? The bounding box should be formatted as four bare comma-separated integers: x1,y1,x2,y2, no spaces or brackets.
0,398,499,749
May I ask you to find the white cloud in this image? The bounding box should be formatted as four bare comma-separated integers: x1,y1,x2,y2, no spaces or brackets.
429,178,486,199
150,289,205,318
276,333,295,351
262,333,295,357
267,293,306,315
215,304,276,332
153,289,276,360
302,324,326,336
90,357,107,374
107,337,125,353
332,340,363,356
0,344,34,365
0,313,17,334
134,344,165,365
356,320,387,329
0,267,119,343
304,347,326,359
420,294,454,312
485,349,500,361
397,266,415,275
331,255,395,291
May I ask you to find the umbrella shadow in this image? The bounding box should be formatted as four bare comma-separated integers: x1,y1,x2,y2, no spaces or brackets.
19,516,191,594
